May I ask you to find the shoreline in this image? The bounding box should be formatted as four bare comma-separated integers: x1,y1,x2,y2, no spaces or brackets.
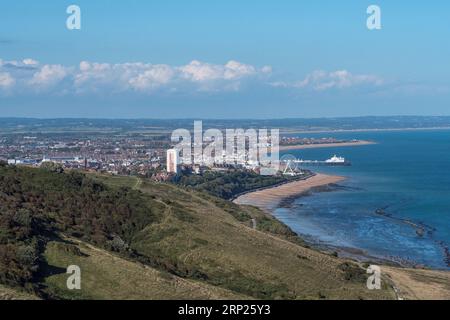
280,126,450,134
233,173,345,212
279,140,375,151
233,173,436,269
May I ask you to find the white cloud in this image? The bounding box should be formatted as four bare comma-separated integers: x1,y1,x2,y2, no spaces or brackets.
261,65,272,74
128,64,175,91
273,70,384,91
74,61,116,92
74,62,177,93
0,57,392,96
177,60,260,84
30,64,69,87
177,60,269,92
23,58,39,66
28,59,269,94
179,60,223,82
0,72,15,88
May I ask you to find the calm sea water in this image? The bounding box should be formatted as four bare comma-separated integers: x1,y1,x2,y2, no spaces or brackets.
278,129,450,269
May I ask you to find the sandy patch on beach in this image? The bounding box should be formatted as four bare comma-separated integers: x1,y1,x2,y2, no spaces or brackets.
233,173,345,211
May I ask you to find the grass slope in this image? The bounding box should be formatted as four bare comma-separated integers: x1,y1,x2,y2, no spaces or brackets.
383,267,450,300
97,175,396,300
1,167,448,300
43,237,247,300
0,284,40,300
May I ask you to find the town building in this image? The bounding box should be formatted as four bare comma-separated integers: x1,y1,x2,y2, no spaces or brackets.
166,149,179,174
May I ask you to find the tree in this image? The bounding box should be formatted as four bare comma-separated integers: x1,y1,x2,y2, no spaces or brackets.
40,161,64,173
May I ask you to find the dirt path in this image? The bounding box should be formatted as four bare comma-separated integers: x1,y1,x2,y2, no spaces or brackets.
132,177,142,190
383,266,450,300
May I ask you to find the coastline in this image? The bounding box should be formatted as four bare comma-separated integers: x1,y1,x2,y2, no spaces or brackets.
280,126,450,135
233,173,345,212
233,173,421,269
279,140,375,151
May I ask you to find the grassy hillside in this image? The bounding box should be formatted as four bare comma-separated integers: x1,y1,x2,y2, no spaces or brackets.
0,164,448,300
0,284,40,300
124,179,396,299
42,237,247,300
383,267,450,300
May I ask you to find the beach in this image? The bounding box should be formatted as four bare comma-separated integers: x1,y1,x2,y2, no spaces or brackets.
233,173,345,211
233,172,421,268
279,140,375,151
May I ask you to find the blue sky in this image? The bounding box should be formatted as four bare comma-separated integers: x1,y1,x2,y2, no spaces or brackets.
1,0,449,118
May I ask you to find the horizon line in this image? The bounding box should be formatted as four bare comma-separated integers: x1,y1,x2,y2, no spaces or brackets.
1,115,450,121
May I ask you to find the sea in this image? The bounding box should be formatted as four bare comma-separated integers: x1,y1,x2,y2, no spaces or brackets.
278,129,450,270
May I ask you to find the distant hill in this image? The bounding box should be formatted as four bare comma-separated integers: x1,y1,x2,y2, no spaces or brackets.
2,116,450,134
0,163,448,299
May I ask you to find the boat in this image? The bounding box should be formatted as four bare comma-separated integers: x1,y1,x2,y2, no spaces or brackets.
325,155,346,164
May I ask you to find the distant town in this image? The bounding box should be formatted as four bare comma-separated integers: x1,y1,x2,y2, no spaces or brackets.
0,128,360,180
